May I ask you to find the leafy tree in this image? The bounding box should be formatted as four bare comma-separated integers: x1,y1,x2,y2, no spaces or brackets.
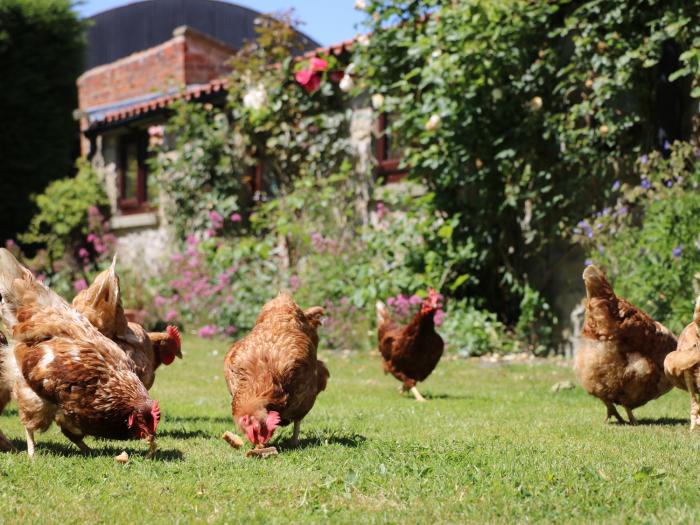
0,0,85,243
357,0,700,344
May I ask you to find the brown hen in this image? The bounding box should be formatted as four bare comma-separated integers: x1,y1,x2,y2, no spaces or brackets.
575,265,676,424
664,296,700,430
376,288,444,402
0,249,160,457
224,294,329,449
72,261,182,389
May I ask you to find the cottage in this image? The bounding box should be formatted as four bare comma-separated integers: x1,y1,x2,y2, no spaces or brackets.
77,0,401,269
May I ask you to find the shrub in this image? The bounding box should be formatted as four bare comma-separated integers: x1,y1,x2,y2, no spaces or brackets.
574,143,700,334
0,0,85,243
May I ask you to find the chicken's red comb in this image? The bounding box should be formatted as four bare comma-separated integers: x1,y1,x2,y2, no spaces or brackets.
150,400,161,433
166,325,181,350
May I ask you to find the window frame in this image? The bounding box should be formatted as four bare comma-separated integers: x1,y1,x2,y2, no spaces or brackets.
375,112,407,182
117,130,151,213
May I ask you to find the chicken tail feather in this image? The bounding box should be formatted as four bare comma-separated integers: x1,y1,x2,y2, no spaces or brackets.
376,300,390,325
582,265,615,300
0,248,46,329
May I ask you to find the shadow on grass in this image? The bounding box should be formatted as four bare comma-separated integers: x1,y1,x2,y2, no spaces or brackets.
280,429,367,451
159,428,212,440
166,415,230,424
1,408,18,417
635,417,688,427
422,393,474,401
5,440,185,461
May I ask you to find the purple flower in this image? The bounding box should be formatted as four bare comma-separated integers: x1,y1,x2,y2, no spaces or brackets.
225,326,237,336
617,206,629,216
641,177,652,189
611,180,620,191
695,149,700,159
164,310,178,322
230,213,242,222
672,246,682,258
665,180,673,188
73,279,88,293
154,295,167,307
198,325,218,339
289,275,300,292
663,139,671,152
584,259,593,266
186,235,198,246
598,245,605,255
78,248,90,260
640,154,649,165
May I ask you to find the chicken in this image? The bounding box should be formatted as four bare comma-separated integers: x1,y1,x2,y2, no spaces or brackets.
72,261,182,389
376,288,444,402
575,265,676,424
0,248,160,457
0,330,14,451
664,295,700,430
224,294,329,449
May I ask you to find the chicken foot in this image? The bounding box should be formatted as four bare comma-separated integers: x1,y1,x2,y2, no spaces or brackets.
604,402,624,424
289,420,301,448
684,370,699,431
410,386,426,402
61,428,92,454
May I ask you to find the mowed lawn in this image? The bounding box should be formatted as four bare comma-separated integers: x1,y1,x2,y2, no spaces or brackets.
0,336,698,524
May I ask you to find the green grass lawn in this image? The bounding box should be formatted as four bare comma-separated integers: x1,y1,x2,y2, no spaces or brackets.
0,336,698,524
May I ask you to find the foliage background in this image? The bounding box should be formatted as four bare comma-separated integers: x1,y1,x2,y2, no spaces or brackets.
0,0,85,244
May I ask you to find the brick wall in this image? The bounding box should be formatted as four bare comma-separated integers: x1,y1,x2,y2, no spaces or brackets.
77,26,235,111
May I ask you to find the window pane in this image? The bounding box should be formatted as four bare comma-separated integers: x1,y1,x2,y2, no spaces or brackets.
384,113,403,160
123,141,138,199
146,169,158,203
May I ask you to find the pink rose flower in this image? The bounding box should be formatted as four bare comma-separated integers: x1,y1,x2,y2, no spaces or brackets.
310,57,328,72
230,213,242,222
164,310,178,322
295,69,321,94
78,248,90,260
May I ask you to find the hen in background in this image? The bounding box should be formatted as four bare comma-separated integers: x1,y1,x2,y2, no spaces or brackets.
664,296,700,430
376,288,444,402
72,260,182,389
224,294,329,449
575,265,676,424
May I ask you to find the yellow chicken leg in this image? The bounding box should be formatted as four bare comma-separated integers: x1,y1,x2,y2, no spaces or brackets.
410,386,427,402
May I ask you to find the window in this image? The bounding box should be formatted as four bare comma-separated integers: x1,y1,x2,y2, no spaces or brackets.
118,131,154,212
375,112,406,182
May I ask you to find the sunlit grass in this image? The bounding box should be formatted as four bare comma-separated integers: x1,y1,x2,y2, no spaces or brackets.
0,336,696,524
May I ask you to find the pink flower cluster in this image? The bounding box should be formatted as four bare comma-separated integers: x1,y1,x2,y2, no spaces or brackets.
155,234,237,338
387,294,423,318
82,206,117,261
310,232,339,254
386,292,445,326
295,57,328,94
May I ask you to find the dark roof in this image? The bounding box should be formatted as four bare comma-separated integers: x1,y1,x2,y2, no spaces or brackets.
85,0,319,70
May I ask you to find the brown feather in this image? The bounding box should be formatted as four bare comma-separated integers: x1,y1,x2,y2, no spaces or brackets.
376,301,444,390
224,294,329,431
576,265,676,413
